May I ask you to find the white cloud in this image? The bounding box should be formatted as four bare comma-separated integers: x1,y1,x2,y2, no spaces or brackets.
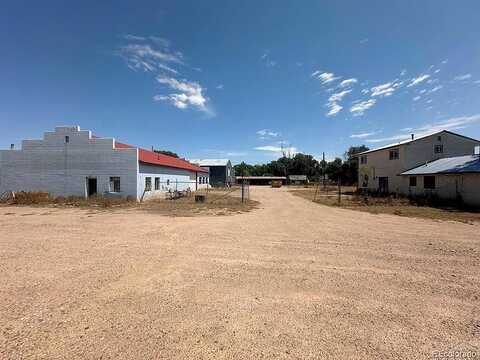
350,132,377,139
256,129,279,139
119,35,215,116
260,51,277,67
339,78,358,88
350,99,376,116
312,71,341,84
124,34,146,41
361,88,370,95
360,38,369,44
327,102,343,117
407,74,430,87
370,82,401,97
454,74,472,81
254,145,298,156
428,85,443,93
216,84,224,90
413,96,421,101
329,90,351,102
155,77,213,116
366,114,480,143
400,69,407,76
326,90,351,117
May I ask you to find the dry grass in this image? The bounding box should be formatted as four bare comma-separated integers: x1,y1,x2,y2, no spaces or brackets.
290,187,480,224
140,189,259,217
1,190,258,216
4,191,136,209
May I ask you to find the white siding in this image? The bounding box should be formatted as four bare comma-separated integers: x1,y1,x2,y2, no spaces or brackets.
138,163,208,201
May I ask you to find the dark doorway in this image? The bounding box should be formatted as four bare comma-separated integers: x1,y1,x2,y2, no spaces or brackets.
378,177,389,194
87,178,97,197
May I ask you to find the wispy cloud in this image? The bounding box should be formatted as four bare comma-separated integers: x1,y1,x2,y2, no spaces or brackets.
260,51,277,67
119,35,214,116
216,84,224,90
428,85,443,93
350,131,377,139
454,74,472,81
257,129,279,139
350,99,376,116
326,90,351,117
154,77,213,116
312,71,341,84
254,145,298,156
370,81,402,97
124,34,146,41
359,38,369,44
366,114,480,143
339,78,358,88
407,74,430,87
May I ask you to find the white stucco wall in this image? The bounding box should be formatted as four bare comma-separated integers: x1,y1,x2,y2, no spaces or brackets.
0,126,138,198
359,131,480,194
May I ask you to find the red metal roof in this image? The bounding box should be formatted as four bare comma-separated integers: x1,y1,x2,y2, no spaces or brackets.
115,141,208,173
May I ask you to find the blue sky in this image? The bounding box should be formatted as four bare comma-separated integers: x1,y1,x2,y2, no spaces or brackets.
2,1,480,163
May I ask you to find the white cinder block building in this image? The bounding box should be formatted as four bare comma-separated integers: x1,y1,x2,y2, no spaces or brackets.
357,130,480,195
0,126,209,201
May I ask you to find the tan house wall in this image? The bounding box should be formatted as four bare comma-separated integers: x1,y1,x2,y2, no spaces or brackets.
403,173,480,207
358,131,479,194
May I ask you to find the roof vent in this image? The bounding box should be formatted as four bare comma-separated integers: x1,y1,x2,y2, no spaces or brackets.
475,145,480,156
411,134,414,140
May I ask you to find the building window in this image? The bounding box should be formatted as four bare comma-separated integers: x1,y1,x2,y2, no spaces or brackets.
389,149,399,160
65,136,70,143
409,176,417,187
437,135,442,141
360,155,367,164
109,177,121,192
424,176,435,189
155,177,160,190
434,144,443,154
145,177,152,191
166,179,170,186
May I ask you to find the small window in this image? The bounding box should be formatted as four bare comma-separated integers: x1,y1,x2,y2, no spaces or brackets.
389,149,399,160
424,176,435,189
437,135,442,141
434,144,443,154
110,177,121,192
360,155,367,164
145,177,152,191
155,177,160,190
409,176,417,187
65,136,70,143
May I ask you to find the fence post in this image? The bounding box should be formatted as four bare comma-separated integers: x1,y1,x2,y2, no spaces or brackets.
338,177,341,204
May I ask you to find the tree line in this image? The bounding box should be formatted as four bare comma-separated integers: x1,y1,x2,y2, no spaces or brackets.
233,145,369,185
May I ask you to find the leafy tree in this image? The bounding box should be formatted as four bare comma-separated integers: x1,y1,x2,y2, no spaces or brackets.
154,149,179,158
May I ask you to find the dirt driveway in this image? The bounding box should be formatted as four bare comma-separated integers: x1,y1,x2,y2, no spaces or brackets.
1,186,479,359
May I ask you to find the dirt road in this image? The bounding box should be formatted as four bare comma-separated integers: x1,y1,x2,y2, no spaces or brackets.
1,187,479,359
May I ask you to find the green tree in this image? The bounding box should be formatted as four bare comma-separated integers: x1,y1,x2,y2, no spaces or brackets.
154,149,179,158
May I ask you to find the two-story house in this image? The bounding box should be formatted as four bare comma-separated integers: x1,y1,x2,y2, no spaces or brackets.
357,130,480,195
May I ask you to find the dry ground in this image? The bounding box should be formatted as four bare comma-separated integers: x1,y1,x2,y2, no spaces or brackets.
290,186,480,224
1,186,479,359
